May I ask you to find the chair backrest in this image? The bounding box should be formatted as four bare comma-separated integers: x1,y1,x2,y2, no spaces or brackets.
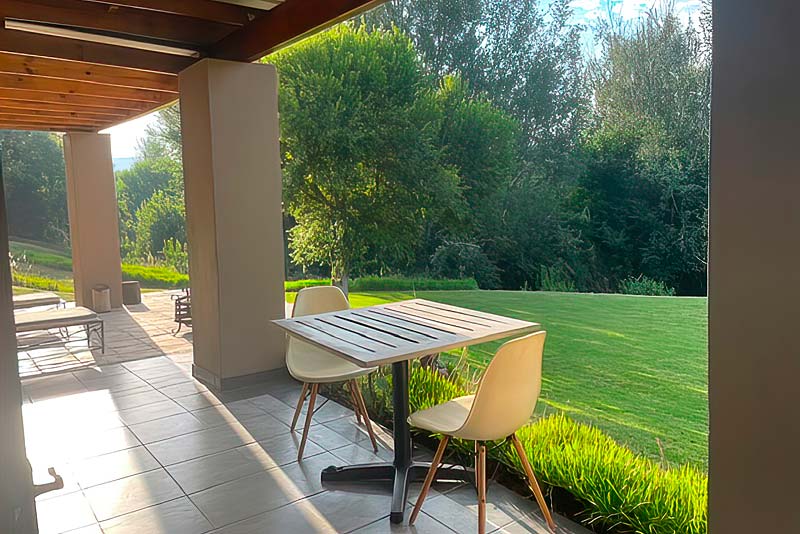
456,331,546,441
291,286,349,318
286,286,350,366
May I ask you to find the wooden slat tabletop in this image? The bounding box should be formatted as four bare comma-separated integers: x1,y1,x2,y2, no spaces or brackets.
273,298,540,368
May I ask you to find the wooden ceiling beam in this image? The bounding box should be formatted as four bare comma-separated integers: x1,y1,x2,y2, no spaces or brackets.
0,98,131,117
211,0,386,62
0,108,120,123
0,28,195,74
0,0,234,47
0,73,172,102
0,123,96,132
0,117,101,131
0,52,178,92
0,88,156,111
79,0,264,26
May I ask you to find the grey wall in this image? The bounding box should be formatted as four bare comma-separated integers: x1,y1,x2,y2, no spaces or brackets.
709,1,800,531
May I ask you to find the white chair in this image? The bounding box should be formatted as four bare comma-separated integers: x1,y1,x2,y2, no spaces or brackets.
287,286,379,461
408,331,556,534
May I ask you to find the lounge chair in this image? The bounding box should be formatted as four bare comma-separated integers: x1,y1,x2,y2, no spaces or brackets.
15,307,104,353
13,292,64,310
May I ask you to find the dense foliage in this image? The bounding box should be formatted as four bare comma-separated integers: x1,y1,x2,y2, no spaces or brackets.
1,2,711,297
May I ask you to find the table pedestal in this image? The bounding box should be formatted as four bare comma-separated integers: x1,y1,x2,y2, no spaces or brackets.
321,360,470,523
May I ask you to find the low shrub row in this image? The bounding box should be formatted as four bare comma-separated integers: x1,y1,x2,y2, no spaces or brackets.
351,276,478,291
352,364,707,534
121,263,189,289
284,279,330,292
12,272,74,294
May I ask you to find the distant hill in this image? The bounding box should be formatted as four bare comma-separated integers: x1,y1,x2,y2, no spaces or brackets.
112,157,136,172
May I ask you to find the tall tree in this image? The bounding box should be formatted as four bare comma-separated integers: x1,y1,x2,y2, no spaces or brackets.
271,24,461,294
0,131,68,244
369,0,588,182
578,6,711,294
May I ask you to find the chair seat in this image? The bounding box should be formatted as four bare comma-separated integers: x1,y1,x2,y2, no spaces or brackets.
287,339,375,383
408,395,475,436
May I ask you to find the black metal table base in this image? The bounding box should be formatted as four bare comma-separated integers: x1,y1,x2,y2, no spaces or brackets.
319,360,466,524
321,463,470,523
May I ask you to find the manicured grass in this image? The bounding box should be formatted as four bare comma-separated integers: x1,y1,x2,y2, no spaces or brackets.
306,290,708,468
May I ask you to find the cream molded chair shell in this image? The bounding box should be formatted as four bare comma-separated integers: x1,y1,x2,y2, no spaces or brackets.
287,286,379,460
408,331,556,533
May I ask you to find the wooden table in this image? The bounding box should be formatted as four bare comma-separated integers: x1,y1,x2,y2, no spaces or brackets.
273,298,540,523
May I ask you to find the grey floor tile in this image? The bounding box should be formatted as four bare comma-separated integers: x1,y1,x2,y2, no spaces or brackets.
129,411,207,443
116,398,188,426
331,442,394,464
66,426,142,461
35,491,97,534
145,422,258,466
83,468,183,521
108,389,169,411
100,497,213,534
70,446,161,489
168,432,325,494
191,400,268,427
174,391,224,411
158,380,210,399
189,452,339,528
307,423,361,450
352,512,458,533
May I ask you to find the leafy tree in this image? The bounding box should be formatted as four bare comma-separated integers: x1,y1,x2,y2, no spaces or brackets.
271,24,461,294
0,131,68,243
116,156,182,257
369,0,588,182
131,190,186,260
578,6,711,294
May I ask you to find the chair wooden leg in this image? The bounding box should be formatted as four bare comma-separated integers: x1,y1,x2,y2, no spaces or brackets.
477,441,487,534
291,382,309,431
409,435,450,525
353,382,379,452
511,434,556,533
348,380,363,424
297,383,319,462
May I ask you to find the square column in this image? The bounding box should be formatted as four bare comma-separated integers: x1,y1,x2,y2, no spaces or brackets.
710,1,800,531
0,156,37,532
179,59,286,390
64,133,123,309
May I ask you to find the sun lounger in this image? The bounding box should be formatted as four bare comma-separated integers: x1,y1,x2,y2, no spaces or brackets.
15,307,104,353
13,292,64,310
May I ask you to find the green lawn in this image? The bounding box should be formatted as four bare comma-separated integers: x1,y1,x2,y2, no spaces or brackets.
289,290,708,468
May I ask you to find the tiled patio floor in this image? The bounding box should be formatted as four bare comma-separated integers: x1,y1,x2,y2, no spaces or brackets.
16,291,193,379
22,356,590,534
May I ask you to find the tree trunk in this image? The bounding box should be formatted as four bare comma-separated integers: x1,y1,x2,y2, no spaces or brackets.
331,258,349,300
333,270,349,299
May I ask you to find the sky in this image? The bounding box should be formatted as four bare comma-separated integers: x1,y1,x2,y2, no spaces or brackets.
102,0,703,160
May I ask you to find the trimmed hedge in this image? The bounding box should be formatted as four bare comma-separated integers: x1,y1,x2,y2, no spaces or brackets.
285,279,330,292
355,365,707,534
351,276,478,291
12,272,74,294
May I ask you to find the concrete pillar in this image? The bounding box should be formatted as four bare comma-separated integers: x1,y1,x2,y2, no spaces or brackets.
709,1,800,531
64,133,123,310
179,59,286,390
0,156,38,532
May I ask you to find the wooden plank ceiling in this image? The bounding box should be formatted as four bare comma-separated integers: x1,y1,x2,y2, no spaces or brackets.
0,0,384,132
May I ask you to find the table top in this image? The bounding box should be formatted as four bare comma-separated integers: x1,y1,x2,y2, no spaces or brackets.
273,298,540,368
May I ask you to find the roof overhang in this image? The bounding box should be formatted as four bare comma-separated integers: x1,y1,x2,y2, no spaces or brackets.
0,0,384,132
